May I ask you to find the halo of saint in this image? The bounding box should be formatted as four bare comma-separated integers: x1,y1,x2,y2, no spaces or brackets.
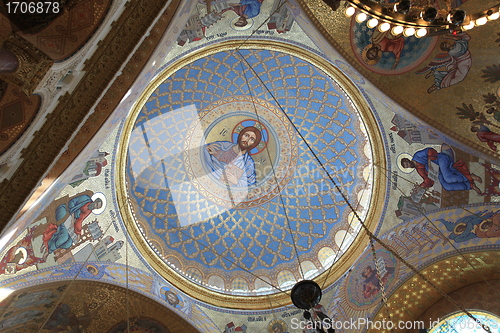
185,96,298,209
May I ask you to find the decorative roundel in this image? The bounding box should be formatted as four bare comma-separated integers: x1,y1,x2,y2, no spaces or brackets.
121,45,379,304
231,119,269,155
184,95,298,209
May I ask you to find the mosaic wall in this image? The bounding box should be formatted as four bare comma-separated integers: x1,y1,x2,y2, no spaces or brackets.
1,1,499,332
302,0,500,163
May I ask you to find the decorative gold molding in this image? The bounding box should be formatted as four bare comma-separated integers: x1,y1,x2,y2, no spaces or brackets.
368,251,500,332
0,0,174,231
0,33,53,96
116,39,387,309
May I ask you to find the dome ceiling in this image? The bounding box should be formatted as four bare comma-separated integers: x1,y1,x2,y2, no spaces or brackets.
118,42,382,303
1,0,500,331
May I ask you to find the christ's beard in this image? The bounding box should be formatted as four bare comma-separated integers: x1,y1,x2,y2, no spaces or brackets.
238,141,250,152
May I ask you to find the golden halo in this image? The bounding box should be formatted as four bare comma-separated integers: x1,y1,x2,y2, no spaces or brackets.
14,247,27,265
361,44,382,66
397,153,414,174
479,219,492,231
90,192,106,215
268,318,288,333
453,222,467,235
85,264,99,275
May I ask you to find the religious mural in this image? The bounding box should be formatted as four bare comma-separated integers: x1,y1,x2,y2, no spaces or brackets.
0,180,126,280
185,96,297,210
2,1,500,332
344,248,398,310
416,32,472,94
388,114,499,221
0,284,67,332
437,210,500,243
350,13,437,75
177,0,295,47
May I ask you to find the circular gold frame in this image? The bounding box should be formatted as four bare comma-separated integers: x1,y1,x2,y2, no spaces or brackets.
116,40,387,309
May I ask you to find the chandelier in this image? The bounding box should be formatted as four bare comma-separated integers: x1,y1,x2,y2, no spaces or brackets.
324,0,500,37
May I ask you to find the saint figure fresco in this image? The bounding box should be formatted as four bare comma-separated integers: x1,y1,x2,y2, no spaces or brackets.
204,126,262,186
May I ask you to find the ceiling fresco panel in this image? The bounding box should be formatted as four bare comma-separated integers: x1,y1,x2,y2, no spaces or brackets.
2,0,500,332
117,41,385,307
299,0,500,163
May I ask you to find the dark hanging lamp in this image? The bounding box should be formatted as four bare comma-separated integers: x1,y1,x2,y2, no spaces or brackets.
290,280,322,310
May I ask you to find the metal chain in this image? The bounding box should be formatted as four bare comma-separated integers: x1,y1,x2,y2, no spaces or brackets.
359,213,491,333
369,237,394,332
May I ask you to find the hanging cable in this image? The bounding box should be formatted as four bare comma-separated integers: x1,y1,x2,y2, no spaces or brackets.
237,50,305,281
234,46,492,333
376,161,500,299
321,166,373,290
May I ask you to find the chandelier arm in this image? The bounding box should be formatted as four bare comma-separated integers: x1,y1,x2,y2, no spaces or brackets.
369,237,395,332
338,0,500,33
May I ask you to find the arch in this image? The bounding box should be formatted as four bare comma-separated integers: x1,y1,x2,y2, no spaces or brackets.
277,270,296,288
207,274,225,290
0,280,198,332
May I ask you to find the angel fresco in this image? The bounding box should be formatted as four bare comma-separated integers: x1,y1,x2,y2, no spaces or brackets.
437,210,500,242
416,32,471,93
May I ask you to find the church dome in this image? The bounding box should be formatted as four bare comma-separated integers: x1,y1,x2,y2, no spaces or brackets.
117,40,385,308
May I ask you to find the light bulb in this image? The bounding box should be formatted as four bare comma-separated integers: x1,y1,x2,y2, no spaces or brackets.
356,12,367,23
392,25,404,35
367,18,379,28
345,6,356,17
488,11,500,20
403,27,415,36
415,28,428,37
462,21,475,30
476,16,488,25
379,22,391,32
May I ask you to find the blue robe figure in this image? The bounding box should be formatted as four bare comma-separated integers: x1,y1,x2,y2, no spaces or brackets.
204,141,257,187
437,210,494,243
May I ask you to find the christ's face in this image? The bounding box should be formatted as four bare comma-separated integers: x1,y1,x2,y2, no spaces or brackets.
239,131,257,150
366,46,379,60
167,293,177,304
